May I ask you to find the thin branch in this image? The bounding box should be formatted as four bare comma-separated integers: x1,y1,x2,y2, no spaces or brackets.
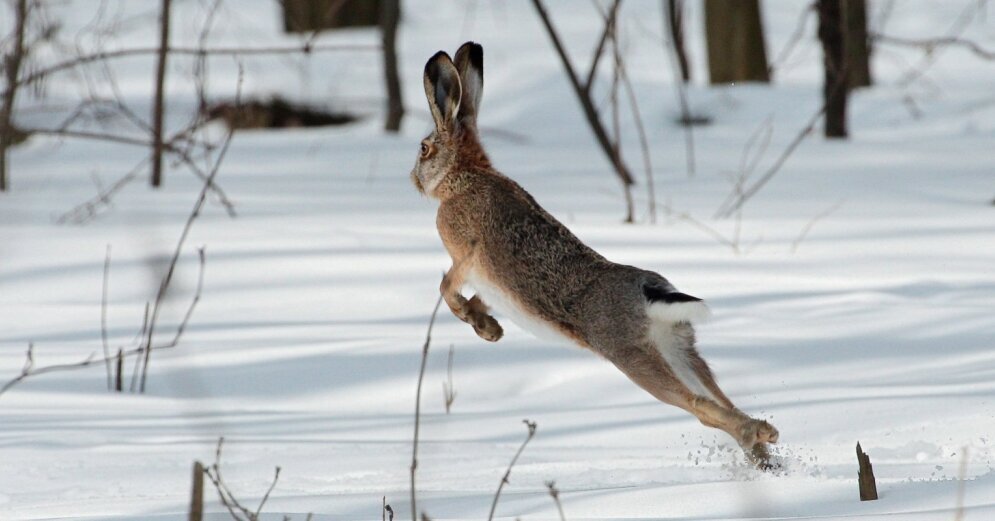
138,69,242,393
1,250,206,399
0,343,96,397
487,420,538,521
15,43,380,88
790,199,843,253
101,244,112,390
545,481,567,521
410,295,444,521
614,34,657,222
442,344,456,413
714,87,836,219
55,158,147,224
662,0,696,177
584,0,622,92
768,2,816,76
872,33,995,60
531,0,636,222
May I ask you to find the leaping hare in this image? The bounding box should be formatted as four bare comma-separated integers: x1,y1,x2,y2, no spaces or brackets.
411,42,779,468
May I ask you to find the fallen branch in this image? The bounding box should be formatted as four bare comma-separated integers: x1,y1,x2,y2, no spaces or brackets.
487,419,538,521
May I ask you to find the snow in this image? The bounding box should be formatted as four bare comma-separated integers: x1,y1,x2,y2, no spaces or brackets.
2,1,995,519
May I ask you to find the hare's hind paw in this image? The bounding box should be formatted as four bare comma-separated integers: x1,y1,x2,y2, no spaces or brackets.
739,419,780,471
472,314,503,342
740,418,779,446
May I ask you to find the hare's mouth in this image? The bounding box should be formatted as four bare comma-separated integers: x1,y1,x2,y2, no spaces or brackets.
410,170,425,194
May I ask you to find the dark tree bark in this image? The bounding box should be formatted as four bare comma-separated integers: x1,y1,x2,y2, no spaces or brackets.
380,0,404,132
1,0,28,192
843,0,872,88
818,0,848,138
150,0,172,188
704,0,770,84
665,0,690,83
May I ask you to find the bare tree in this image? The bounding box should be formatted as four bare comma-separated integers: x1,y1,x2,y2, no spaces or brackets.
150,0,172,187
381,0,404,132
844,0,872,88
818,0,848,138
664,0,690,83
0,0,29,192
704,0,770,84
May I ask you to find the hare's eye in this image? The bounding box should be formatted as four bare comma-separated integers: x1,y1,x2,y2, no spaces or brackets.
420,143,430,157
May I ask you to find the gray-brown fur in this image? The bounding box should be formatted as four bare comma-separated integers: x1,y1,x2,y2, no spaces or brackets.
412,42,779,469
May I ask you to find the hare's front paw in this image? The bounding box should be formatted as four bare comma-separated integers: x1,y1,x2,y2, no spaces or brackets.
472,313,503,342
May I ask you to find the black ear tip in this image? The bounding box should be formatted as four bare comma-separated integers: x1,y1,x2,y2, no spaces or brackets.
424,50,452,77
468,43,483,70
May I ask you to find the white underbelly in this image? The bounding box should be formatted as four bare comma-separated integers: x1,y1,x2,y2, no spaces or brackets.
464,270,575,346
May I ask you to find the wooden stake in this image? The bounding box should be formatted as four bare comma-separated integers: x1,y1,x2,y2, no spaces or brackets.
189,461,204,521
114,349,123,392
857,442,878,501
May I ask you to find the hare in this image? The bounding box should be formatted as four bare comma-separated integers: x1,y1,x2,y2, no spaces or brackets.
411,42,779,469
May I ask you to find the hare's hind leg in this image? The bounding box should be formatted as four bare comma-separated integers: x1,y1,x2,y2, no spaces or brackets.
441,263,503,342
604,341,778,469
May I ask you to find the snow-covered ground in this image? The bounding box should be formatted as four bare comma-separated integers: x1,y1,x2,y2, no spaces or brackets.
2,1,994,519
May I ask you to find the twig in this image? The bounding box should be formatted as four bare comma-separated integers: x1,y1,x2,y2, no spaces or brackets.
442,344,456,413
714,102,825,219
410,295,444,521
790,199,843,253
768,2,816,77
614,35,657,222
55,158,147,224
662,0,696,177
531,0,636,222
954,446,969,521
201,437,282,521
138,68,242,393
872,33,995,60
253,467,281,519
487,420,538,521
16,43,380,89
545,481,567,521
0,343,96,397
30,127,236,217
101,244,112,390
0,249,206,399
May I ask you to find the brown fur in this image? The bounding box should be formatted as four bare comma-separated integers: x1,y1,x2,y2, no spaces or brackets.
413,43,779,469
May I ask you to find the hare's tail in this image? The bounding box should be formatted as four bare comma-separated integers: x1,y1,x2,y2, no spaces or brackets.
643,284,711,324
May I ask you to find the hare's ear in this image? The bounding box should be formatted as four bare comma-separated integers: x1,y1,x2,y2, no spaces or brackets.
423,51,462,133
454,42,483,126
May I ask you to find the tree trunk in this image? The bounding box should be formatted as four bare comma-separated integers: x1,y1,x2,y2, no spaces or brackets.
665,0,690,83
818,0,848,138
150,0,172,188
380,0,403,132
843,0,872,88
1,0,28,193
704,0,769,84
